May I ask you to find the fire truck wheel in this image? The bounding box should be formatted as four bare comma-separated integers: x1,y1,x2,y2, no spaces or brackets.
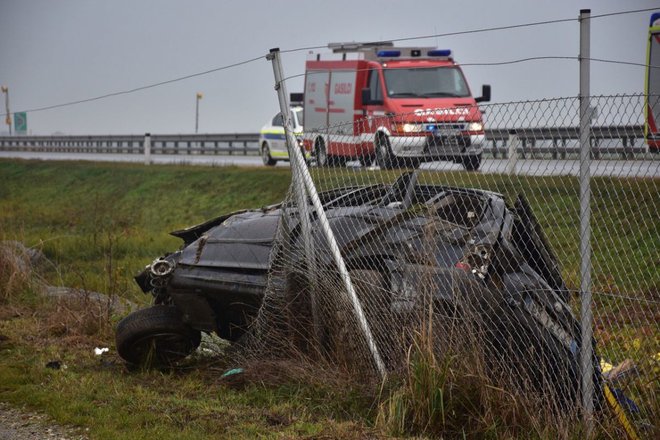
398,157,420,169
375,135,396,169
330,156,347,168
358,155,374,167
261,143,276,166
315,139,329,167
460,154,482,171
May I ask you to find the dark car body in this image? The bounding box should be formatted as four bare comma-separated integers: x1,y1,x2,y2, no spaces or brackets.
119,171,600,407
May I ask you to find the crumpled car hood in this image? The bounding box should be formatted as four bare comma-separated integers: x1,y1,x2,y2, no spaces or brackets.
178,210,281,270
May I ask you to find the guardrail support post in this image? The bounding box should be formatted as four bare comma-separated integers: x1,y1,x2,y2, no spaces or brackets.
144,133,151,165
507,132,519,175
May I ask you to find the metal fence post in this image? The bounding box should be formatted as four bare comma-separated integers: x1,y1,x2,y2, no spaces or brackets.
267,48,386,378
578,8,594,433
144,133,151,165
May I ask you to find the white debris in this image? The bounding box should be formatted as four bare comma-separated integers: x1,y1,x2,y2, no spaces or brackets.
94,347,109,356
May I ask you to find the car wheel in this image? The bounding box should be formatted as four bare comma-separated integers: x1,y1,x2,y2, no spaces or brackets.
116,305,201,368
375,135,396,169
460,153,481,171
262,143,276,166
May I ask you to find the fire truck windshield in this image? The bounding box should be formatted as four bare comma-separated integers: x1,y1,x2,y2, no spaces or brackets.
383,66,470,99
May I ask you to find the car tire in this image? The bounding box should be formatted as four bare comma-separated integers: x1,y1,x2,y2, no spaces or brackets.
116,305,201,368
454,273,600,410
460,153,481,171
375,134,396,169
262,143,276,166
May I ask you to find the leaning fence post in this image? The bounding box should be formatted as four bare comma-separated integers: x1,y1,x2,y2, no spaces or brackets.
579,8,594,434
268,48,386,378
144,133,151,165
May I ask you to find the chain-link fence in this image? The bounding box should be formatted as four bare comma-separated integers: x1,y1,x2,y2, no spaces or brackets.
236,65,658,437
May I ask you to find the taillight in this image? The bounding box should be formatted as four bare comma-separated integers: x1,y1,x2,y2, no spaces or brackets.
455,261,472,272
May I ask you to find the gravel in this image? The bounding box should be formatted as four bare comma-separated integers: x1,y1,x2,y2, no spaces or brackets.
0,402,88,440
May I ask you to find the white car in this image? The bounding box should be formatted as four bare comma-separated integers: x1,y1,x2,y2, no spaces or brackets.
258,107,309,166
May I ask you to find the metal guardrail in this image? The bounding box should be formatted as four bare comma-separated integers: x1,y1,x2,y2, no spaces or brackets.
0,133,261,155
0,125,649,159
485,125,646,159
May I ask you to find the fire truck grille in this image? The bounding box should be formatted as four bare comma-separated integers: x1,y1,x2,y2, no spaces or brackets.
425,135,471,152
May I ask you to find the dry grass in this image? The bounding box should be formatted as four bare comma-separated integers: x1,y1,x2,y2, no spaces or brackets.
375,326,578,439
37,292,116,346
0,240,117,347
0,242,38,302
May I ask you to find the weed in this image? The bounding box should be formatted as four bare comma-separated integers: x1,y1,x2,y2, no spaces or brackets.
0,241,41,302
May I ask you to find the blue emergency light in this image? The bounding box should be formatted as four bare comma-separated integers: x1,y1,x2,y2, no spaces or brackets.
427,49,452,57
377,50,401,57
652,12,660,26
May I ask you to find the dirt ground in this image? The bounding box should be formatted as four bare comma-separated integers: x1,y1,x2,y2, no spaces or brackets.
0,402,88,440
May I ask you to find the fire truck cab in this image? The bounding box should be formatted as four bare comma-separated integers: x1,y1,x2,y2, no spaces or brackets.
303,42,490,170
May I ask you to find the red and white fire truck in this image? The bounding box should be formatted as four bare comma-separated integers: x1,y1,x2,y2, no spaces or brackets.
303,42,491,170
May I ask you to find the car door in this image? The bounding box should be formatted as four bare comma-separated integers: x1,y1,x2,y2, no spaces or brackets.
270,112,287,158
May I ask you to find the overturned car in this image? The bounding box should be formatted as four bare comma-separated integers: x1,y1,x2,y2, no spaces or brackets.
116,171,600,406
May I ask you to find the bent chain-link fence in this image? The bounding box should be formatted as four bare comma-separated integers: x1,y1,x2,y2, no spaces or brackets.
238,93,658,435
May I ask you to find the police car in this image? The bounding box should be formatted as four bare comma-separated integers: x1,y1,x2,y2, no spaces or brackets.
258,106,309,166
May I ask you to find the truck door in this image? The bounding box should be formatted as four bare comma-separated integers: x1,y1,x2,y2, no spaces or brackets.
303,69,330,139
362,69,385,134
328,70,357,149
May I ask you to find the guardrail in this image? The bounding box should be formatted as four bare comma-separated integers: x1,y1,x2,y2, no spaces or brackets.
486,125,646,159
0,125,649,159
0,133,261,155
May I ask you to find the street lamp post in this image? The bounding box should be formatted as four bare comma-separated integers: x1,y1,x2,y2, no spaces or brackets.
1,86,10,136
195,92,203,134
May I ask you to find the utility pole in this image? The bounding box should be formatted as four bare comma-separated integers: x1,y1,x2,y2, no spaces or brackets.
195,92,203,133
1,86,10,136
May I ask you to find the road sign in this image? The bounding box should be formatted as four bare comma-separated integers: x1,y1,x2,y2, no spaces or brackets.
14,112,27,134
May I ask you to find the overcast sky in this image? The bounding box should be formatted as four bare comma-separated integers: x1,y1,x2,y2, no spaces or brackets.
0,0,657,135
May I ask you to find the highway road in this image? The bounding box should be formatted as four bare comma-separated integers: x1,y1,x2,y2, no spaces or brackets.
1,151,658,178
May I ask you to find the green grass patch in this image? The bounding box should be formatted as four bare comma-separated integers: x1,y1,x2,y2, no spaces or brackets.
0,159,657,438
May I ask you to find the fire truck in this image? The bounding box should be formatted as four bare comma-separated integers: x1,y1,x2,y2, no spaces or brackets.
645,12,660,152
303,42,491,170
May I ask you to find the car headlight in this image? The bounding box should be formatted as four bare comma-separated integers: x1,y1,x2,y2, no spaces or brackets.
467,122,484,132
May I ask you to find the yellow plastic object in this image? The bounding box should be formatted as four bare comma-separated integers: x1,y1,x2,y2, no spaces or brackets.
603,382,641,440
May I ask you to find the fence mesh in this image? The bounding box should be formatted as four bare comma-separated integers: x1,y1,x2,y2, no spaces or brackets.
237,94,658,434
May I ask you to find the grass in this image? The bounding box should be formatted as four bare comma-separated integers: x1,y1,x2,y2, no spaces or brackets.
0,158,657,438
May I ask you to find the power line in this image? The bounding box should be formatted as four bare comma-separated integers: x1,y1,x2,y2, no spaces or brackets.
280,7,659,54
3,6,657,117
280,56,659,83
463,57,656,69
5,55,264,116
